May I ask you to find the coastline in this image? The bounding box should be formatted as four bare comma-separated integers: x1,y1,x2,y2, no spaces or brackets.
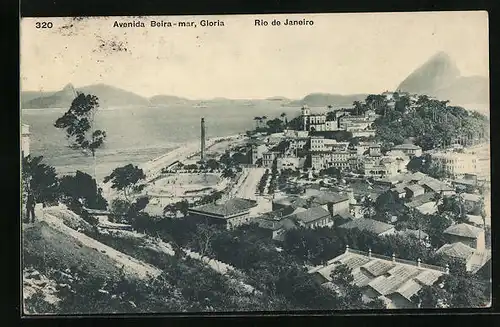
101,133,244,199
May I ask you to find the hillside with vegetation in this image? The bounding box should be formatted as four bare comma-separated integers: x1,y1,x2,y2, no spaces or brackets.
368,94,488,150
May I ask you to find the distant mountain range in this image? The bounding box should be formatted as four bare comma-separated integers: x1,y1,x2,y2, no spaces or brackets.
22,83,150,109
287,93,368,107
21,51,488,112
397,51,489,112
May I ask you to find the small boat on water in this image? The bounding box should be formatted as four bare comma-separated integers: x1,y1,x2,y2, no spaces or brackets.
193,102,208,108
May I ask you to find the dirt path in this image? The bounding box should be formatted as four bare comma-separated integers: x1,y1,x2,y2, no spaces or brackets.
41,213,162,280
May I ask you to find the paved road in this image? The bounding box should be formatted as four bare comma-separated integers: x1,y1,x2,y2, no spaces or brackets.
234,168,266,200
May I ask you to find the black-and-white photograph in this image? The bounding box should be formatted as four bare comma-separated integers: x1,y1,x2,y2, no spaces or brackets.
20,11,490,314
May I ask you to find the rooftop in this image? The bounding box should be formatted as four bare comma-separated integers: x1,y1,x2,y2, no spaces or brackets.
189,197,257,218
287,206,331,224
310,192,350,205
309,248,447,301
256,217,298,231
466,214,485,226
452,178,477,186
273,195,309,209
393,144,422,150
404,184,425,194
436,242,475,260
397,229,429,240
467,250,491,274
421,180,454,193
405,193,436,208
339,218,394,235
444,223,483,239
392,183,408,193
460,193,481,202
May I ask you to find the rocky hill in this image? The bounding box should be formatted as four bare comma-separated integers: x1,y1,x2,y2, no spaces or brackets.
21,83,151,109
397,51,488,111
22,84,79,109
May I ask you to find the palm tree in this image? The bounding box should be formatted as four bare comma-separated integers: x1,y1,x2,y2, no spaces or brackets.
261,116,268,129
433,191,443,209
254,116,261,129
361,196,376,218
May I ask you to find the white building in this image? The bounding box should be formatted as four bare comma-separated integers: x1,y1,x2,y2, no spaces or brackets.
301,105,340,132
21,123,30,158
391,144,422,158
430,151,478,177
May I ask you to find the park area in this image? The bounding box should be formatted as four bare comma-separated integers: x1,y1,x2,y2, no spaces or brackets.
147,173,222,197
143,172,226,214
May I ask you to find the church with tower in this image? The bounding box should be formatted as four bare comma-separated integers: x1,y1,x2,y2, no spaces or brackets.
300,105,342,132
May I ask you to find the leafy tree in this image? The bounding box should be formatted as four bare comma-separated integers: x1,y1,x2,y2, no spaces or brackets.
231,152,249,165
103,164,146,202
319,167,341,179
266,118,286,133
253,116,261,129
412,259,489,308
286,115,304,131
129,196,149,214
22,155,60,208
54,93,106,182
59,171,108,210
206,159,220,170
438,194,468,223
352,101,366,116
188,223,221,259
109,198,131,222
373,190,406,222
411,284,448,308
395,95,411,113
222,167,236,179
329,264,384,309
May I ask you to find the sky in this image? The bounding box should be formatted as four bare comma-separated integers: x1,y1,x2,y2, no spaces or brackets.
20,11,489,99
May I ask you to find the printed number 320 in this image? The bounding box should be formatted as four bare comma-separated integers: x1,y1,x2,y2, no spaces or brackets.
35,22,53,28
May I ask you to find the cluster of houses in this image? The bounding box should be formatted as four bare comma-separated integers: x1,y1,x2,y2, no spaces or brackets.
308,246,449,309
181,96,490,309
248,104,426,178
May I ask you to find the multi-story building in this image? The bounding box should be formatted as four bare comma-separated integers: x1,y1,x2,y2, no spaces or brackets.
430,151,478,178
301,105,341,132
391,144,422,158
21,123,30,158
262,151,278,168
250,144,268,164
351,129,376,138
363,156,401,177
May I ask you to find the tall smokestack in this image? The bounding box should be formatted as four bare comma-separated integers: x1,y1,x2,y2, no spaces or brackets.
201,117,206,162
